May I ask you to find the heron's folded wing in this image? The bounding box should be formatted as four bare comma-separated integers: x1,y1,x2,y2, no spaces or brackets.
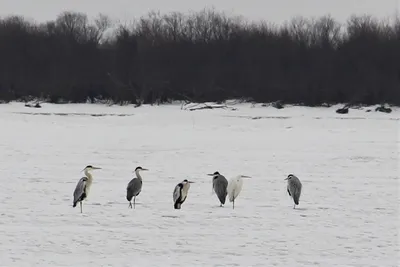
227,180,236,201
290,178,302,204
214,178,228,203
73,177,87,203
126,178,135,190
127,178,142,194
173,184,181,203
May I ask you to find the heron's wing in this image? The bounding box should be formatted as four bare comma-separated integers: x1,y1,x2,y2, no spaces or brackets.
227,179,235,201
213,176,228,204
173,184,182,203
73,177,87,204
289,177,302,204
213,175,228,189
227,178,243,202
127,178,142,201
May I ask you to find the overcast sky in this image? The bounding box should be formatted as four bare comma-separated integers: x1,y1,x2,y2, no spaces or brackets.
0,0,398,25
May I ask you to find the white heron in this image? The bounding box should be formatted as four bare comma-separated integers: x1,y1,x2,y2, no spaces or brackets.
126,166,149,209
227,175,251,209
285,174,302,209
208,171,228,207
72,165,101,213
173,179,194,209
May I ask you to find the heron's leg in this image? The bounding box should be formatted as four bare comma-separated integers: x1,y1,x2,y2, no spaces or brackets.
133,196,136,209
128,202,132,209
80,202,83,213
293,204,295,209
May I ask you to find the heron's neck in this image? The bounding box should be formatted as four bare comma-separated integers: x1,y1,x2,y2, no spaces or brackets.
135,170,142,180
84,169,93,182
183,182,190,191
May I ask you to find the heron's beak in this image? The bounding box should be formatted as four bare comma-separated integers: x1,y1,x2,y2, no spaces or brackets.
92,167,102,170
207,174,214,176
142,168,149,171
284,177,289,180
188,181,195,183
241,175,251,178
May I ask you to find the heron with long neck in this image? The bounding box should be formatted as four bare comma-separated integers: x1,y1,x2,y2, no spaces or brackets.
127,166,149,209
73,165,101,213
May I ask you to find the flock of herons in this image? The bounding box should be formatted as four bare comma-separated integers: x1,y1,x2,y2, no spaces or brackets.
72,165,303,213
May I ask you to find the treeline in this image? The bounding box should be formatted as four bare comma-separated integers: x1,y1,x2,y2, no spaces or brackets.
0,9,399,106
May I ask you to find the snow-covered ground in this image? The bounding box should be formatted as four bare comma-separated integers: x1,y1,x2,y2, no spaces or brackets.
0,102,398,267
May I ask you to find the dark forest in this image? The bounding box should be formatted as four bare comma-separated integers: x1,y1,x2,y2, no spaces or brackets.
0,9,399,106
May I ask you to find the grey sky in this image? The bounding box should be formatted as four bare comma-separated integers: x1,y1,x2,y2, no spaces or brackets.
0,0,398,25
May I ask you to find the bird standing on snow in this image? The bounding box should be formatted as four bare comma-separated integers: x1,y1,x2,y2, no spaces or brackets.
208,171,228,207
285,174,302,209
126,166,149,209
73,165,101,213
227,175,251,209
173,179,194,209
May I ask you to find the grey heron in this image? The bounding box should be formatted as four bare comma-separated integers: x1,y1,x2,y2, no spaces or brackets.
285,174,302,209
173,179,194,209
208,171,228,207
72,165,101,213
227,175,251,209
126,166,149,209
